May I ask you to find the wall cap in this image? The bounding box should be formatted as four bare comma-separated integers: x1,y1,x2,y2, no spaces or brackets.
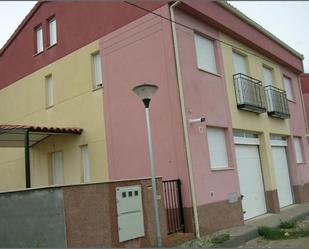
0,176,163,195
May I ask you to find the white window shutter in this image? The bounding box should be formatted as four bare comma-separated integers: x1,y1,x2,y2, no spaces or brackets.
93,53,103,87
207,127,228,169
263,67,274,86
283,76,294,101
49,19,57,46
293,137,304,163
36,26,43,53
233,52,247,75
46,75,53,107
81,145,91,183
194,34,217,74
52,151,64,185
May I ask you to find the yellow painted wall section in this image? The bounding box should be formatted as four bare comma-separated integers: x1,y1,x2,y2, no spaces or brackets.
0,41,108,191
220,33,291,191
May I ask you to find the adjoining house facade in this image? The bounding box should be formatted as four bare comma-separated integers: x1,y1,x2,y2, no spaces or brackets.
0,0,309,241
0,1,167,190
301,73,309,129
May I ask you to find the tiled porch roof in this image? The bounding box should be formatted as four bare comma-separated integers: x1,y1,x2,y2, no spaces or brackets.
0,124,83,147
0,124,83,134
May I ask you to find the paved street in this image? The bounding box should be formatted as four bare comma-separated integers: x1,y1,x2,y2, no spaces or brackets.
179,205,309,248
239,237,309,248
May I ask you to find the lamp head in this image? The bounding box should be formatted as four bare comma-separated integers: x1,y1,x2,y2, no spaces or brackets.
132,84,158,108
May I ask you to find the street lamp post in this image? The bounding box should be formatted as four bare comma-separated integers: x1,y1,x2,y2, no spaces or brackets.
133,83,162,247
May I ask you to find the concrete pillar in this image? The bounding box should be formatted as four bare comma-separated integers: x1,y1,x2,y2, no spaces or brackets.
259,133,280,213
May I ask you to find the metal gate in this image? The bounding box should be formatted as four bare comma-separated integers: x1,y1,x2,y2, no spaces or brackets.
162,179,185,234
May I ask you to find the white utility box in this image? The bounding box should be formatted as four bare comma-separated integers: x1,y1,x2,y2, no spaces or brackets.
116,185,145,242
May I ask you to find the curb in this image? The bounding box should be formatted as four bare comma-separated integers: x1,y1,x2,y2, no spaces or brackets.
213,228,258,248
214,209,309,248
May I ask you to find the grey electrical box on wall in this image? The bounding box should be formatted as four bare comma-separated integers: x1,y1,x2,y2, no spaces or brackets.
116,185,145,242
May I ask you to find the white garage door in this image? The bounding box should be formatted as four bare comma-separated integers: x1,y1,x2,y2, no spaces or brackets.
271,146,293,208
236,144,267,220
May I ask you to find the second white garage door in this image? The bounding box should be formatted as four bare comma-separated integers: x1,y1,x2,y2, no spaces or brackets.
271,146,293,208
236,144,267,220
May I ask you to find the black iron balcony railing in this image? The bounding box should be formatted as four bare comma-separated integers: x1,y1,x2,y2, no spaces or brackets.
233,73,266,114
264,85,290,119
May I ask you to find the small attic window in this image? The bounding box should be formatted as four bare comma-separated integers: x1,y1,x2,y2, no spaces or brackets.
48,17,57,46
35,25,43,53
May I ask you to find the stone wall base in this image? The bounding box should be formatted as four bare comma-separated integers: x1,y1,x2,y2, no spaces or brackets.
265,189,280,213
293,183,309,204
183,199,244,235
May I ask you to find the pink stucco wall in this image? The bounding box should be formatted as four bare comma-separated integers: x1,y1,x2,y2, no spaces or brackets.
303,94,309,122
100,6,192,207
282,67,309,186
101,5,241,208
100,1,306,211
180,1,303,73
301,74,309,94
174,9,241,205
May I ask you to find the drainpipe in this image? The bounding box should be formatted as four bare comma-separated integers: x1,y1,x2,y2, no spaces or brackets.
170,1,200,239
24,129,31,188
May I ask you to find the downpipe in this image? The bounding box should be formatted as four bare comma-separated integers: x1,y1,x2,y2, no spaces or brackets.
170,0,201,239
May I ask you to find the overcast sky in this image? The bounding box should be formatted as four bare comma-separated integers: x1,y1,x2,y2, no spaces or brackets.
0,1,36,48
0,1,308,72
229,1,309,72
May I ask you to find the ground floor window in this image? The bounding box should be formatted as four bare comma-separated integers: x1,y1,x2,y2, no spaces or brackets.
50,151,64,185
81,145,91,183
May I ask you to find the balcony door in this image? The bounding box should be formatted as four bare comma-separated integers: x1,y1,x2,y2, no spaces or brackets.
263,66,274,86
263,66,276,111
233,52,248,75
233,52,253,104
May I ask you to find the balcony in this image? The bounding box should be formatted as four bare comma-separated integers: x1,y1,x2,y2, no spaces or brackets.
264,85,290,119
233,73,266,114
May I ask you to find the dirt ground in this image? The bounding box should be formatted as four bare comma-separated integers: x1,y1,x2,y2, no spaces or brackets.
239,237,309,248
239,217,309,248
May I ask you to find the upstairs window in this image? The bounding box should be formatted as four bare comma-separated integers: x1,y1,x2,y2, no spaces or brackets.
233,52,248,75
49,18,57,46
194,34,217,74
92,52,103,88
35,25,43,53
263,66,274,86
45,75,54,108
283,76,294,101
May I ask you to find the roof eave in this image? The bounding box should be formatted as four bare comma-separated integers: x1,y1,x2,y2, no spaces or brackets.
0,1,43,56
216,1,304,60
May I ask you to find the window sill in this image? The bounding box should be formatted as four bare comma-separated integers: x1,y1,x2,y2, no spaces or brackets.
198,68,222,78
92,85,103,92
211,167,233,172
297,161,306,165
46,43,57,50
33,51,43,57
46,105,54,110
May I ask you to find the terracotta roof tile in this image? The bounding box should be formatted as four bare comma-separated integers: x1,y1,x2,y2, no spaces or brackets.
0,124,82,134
